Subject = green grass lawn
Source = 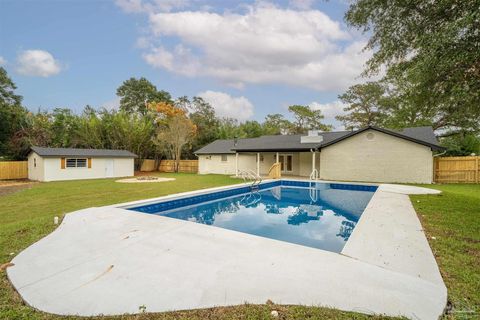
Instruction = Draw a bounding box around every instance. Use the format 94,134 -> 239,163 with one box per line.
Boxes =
411,184 -> 480,319
0,175 -> 478,319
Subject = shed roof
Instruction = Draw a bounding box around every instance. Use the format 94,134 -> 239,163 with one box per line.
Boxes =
30,146 -> 138,158
195,126 -> 443,154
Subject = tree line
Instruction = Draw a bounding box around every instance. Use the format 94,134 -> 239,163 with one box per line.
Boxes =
0,69 -> 333,167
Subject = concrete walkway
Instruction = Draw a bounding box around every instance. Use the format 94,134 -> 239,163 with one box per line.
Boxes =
7,183 -> 447,319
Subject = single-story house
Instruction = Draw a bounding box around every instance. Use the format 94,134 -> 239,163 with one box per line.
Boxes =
28,146 -> 137,182
195,126 -> 444,184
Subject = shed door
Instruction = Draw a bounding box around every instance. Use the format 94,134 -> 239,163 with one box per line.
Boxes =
105,159 -> 114,177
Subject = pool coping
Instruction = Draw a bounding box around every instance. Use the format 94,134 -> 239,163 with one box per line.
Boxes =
114,178 -> 378,252
7,179 -> 447,319
112,178 -> 378,209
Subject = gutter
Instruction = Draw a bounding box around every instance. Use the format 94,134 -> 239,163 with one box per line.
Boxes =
433,150 -> 447,157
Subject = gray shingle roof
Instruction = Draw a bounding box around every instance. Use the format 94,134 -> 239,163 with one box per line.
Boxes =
397,126 -> 440,146
195,139 -> 237,154
30,146 -> 138,158
195,126 -> 443,154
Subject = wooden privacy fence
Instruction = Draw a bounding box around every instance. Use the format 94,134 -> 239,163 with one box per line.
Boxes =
140,159 -> 157,172
434,156 -> 480,183
0,161 -> 28,180
158,160 -> 198,173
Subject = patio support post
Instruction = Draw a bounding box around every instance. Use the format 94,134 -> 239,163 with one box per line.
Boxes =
312,151 -> 316,173
235,152 -> 239,176
256,153 -> 260,177
318,152 -> 320,178
276,152 -> 279,163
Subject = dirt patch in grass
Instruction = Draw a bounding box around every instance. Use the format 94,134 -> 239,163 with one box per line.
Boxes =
0,180 -> 37,197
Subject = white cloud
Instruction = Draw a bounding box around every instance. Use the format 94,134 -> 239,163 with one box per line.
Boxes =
198,90 -> 254,121
115,0 -> 190,13
16,50 -> 62,77
143,44 -> 200,76
135,36 -> 151,49
139,3 -> 370,91
0,56 -> 6,66
101,97 -> 121,110
309,100 -> 346,130
289,0 -> 315,10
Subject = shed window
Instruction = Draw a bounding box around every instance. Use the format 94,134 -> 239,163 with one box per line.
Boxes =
34,158 -> 36,168
66,158 -> 87,168
221,155 -> 228,162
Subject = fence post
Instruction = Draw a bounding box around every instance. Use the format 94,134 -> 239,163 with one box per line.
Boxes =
476,157 -> 479,184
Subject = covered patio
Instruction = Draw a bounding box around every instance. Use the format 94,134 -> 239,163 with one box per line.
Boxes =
234,151 -> 320,179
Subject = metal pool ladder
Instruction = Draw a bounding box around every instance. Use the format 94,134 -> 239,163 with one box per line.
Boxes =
240,191 -> 262,207
309,169 -> 319,202
238,169 -> 262,191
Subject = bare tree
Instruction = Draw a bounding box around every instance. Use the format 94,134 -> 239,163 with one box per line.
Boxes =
154,115 -> 196,172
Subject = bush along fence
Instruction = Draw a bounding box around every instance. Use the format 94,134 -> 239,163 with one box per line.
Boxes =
0,161 -> 28,180
434,156 -> 480,183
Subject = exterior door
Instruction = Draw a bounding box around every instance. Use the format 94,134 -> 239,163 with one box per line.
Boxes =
105,159 -> 114,177
279,154 -> 293,173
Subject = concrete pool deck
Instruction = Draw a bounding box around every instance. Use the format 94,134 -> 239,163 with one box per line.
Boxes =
7,181 -> 446,319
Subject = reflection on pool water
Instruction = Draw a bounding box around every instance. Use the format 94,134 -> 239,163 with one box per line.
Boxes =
130,183 -> 376,252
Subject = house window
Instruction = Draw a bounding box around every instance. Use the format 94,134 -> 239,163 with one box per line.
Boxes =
221,155 -> 228,162
66,158 -> 87,168
34,158 -> 36,168
260,155 -> 264,162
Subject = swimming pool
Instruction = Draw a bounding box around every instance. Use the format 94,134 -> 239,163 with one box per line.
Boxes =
128,180 -> 377,252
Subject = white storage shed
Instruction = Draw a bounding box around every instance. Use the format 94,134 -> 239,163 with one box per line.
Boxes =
28,146 -> 137,182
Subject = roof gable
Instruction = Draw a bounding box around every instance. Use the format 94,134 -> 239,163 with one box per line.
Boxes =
30,146 -> 138,158
194,126 -> 443,154
320,126 -> 444,151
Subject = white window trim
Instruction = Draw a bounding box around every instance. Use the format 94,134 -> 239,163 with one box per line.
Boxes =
279,153 -> 294,173
66,158 -> 88,169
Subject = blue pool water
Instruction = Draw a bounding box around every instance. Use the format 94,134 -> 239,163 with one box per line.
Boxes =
129,181 -> 376,252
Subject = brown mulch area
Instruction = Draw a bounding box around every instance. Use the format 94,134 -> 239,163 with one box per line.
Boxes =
0,180 -> 36,197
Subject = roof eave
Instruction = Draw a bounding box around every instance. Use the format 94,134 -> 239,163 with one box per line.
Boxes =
320,126 -> 443,151
231,147 -> 319,152
195,152 -> 235,155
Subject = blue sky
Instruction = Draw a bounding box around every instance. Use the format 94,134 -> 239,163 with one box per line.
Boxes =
0,0 -> 370,129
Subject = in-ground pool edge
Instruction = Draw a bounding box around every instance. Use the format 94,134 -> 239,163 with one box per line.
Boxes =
113,178 -> 444,287
114,178 -> 377,210
6,179 -> 447,319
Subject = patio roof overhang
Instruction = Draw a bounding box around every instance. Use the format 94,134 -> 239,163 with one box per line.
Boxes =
231,147 -> 320,153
